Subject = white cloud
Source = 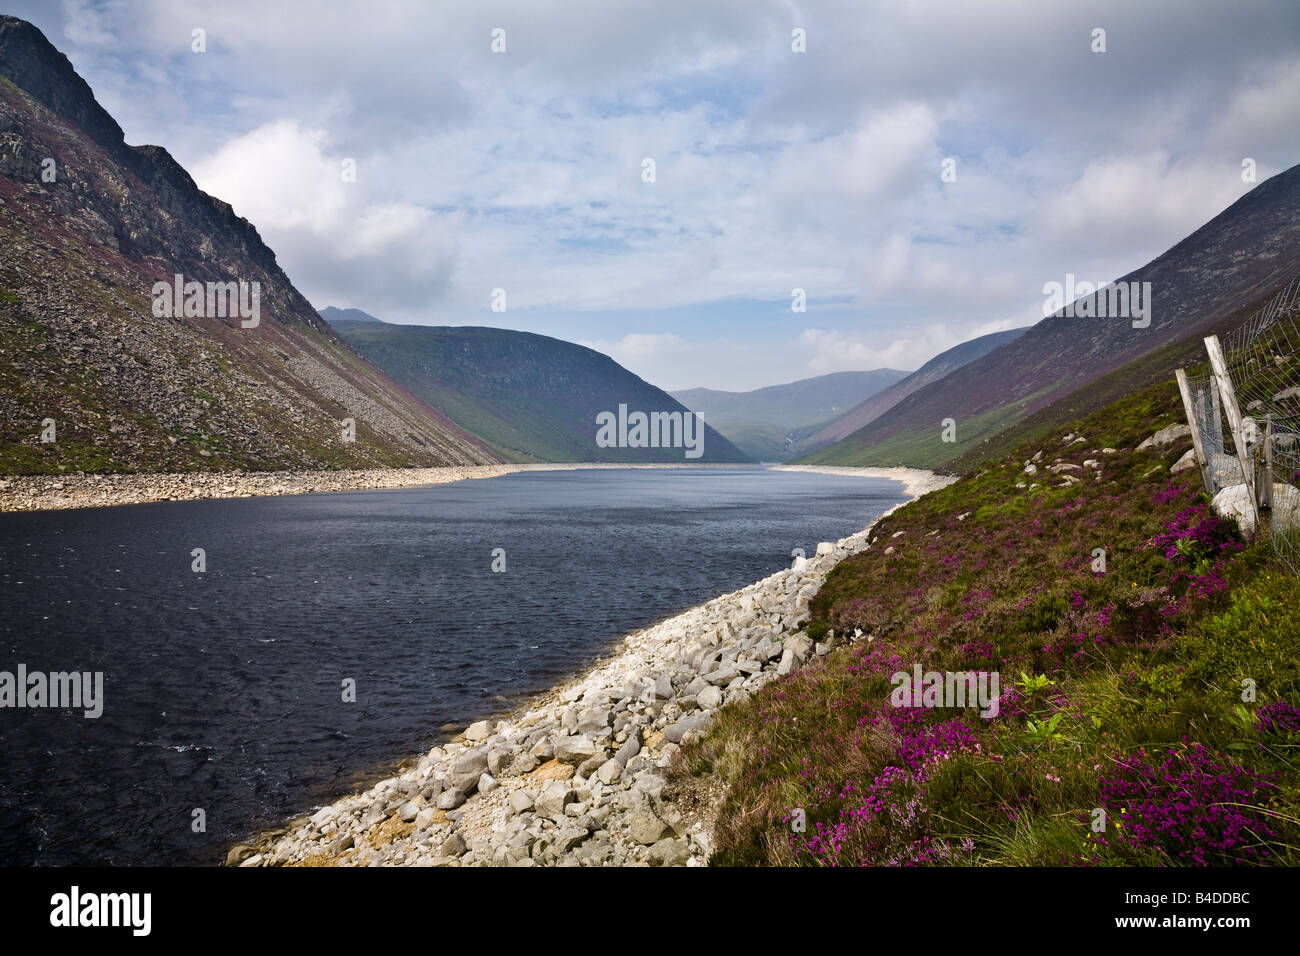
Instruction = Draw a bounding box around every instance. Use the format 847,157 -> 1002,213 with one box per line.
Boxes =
13,0 -> 1297,391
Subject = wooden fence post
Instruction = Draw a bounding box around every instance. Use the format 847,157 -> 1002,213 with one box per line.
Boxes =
1262,415 -> 1274,510
1174,368 -> 1214,495
1205,334 -> 1258,528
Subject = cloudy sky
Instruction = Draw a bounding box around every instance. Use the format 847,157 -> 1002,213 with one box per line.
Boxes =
11,0 -> 1300,390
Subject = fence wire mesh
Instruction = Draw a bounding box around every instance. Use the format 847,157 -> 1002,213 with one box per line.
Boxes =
1187,277 -> 1300,571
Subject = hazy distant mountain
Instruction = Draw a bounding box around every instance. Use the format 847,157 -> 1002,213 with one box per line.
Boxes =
319,306 -> 384,324
801,163 -> 1300,469
0,16 -> 496,473
790,329 -> 1028,458
329,318 -> 752,463
672,369 -> 908,460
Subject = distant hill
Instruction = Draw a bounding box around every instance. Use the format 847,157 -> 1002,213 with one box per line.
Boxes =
800,164 -> 1300,470
672,369 -> 908,460
791,329 -> 1028,459
320,306 -> 384,324
0,16 -> 495,474
329,319 -> 753,463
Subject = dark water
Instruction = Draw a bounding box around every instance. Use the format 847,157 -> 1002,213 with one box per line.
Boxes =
0,467 -> 903,866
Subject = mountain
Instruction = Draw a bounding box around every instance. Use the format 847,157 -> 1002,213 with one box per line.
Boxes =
329,318 -> 752,463
671,369 -> 908,460
0,18 -> 498,474
0,16 -> 496,474
801,165 -> 1300,470
789,329 -> 1028,458
320,306 -> 384,324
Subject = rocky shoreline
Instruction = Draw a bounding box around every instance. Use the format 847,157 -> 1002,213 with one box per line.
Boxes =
229,466 -> 956,868
0,462 -> 763,513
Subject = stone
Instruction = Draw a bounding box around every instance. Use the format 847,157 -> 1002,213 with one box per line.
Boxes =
614,729 -> 642,766
398,800 -> 422,822
508,790 -> 535,814
1171,448 -> 1197,474
225,844 -> 256,867
450,749 -> 488,791
705,665 -> 739,686
596,758 -> 623,785
664,712 -> 711,744
577,753 -> 606,778
629,810 -> 671,845
533,758 -> 575,782
536,779 -> 575,818
697,685 -> 722,710
1213,481 -> 1300,536
554,735 -> 597,765
1137,423 -> 1191,450
512,754 -> 539,775
647,837 -> 691,867
784,632 -> 814,661
654,674 -> 673,699
441,832 -> 467,856
576,707 -> 611,734
465,720 -> 493,742
553,827 -> 590,854
436,787 -> 467,810
477,772 -> 499,794
420,778 -> 444,802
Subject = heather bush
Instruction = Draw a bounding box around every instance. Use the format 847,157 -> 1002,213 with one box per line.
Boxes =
684,381 -> 1300,867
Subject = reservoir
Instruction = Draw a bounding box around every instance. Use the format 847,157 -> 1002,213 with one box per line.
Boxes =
0,467 -> 905,865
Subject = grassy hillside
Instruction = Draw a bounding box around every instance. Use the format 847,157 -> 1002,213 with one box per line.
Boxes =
791,328 -> 1028,460
332,321 -> 752,464
798,165 -> 1300,470
672,369 -> 908,460
676,379 -> 1300,866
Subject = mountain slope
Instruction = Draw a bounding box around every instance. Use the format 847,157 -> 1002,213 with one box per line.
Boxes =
330,319 -> 753,463
790,328 -> 1028,458
802,165 -> 1300,470
320,306 -> 384,325
0,16 -> 496,474
671,369 -> 907,461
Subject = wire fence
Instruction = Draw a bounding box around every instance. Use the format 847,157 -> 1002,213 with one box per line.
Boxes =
1180,277 -> 1300,571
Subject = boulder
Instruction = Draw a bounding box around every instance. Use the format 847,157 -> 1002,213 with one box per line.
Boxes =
441,832 -> 467,856
1212,481 -> 1300,535
536,779 -> 575,818
1137,423 -> 1191,450
554,735 -> 598,765
628,811 -> 671,845
783,632 -> 814,662
697,685 -> 722,710
647,837 -> 692,867
575,707 -> 611,734
225,844 -> 256,867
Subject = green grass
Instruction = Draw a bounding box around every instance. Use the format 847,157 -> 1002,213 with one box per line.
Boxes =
676,380 -> 1300,867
